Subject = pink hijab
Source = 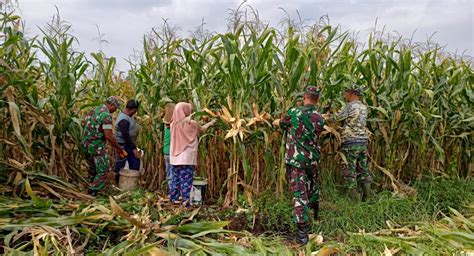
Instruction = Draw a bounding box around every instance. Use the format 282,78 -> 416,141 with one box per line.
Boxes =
170,102 -> 199,156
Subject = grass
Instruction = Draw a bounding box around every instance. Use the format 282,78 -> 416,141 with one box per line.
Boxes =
214,176 -> 474,241
318,192 -> 422,237
414,176 -> 474,215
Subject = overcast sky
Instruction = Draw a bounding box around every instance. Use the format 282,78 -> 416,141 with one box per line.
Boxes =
18,0 -> 473,71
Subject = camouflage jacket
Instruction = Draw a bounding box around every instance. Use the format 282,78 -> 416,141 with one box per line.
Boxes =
280,105 -> 324,169
82,104 -> 113,155
331,100 -> 368,145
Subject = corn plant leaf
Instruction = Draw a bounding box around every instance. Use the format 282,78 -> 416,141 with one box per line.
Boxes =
198,241 -> 250,254
7,101 -> 21,137
123,242 -> 162,256
369,106 -> 389,118
109,196 -> 146,228
174,237 -> 203,250
4,229 -> 18,248
189,229 -> 235,239
1,215 -> 86,229
177,221 -> 230,234
24,178 -> 41,206
101,241 -> 133,256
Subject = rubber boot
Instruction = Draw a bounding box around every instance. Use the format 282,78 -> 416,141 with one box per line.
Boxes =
311,201 -> 320,221
295,223 -> 309,245
361,182 -> 372,202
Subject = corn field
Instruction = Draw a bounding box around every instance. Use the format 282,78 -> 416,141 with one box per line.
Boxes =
1,4 -> 473,209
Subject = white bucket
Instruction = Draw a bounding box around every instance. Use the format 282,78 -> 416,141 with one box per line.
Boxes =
190,179 -> 208,205
119,168 -> 140,191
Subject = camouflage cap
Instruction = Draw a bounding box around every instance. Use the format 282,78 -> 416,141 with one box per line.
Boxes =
106,96 -> 122,108
305,85 -> 320,97
345,83 -> 365,96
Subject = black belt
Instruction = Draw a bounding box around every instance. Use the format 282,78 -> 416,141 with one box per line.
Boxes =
342,139 -> 368,147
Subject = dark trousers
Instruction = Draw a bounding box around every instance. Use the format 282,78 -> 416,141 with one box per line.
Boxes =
115,143 -> 140,181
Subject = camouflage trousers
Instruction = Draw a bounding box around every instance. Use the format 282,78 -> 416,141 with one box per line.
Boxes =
86,152 -> 110,191
341,144 -> 372,189
286,165 -> 319,224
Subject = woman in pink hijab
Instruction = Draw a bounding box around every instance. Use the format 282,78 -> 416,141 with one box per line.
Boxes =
169,102 -> 216,206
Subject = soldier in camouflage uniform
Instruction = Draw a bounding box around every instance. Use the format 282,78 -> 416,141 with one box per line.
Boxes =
330,84 -> 372,201
275,86 -> 324,245
82,96 -> 127,197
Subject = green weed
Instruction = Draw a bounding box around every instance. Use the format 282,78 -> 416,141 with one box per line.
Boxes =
254,191 -> 295,234
239,176 -> 474,243
414,177 -> 474,215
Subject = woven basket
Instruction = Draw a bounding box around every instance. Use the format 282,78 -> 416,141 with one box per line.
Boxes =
119,168 -> 141,191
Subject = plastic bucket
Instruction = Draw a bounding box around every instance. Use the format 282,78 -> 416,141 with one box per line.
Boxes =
119,168 -> 141,191
190,179 -> 208,205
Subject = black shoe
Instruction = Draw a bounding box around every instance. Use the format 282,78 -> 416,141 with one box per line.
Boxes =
361,182 -> 372,202
115,174 -> 120,185
88,189 -> 98,197
295,223 -> 309,245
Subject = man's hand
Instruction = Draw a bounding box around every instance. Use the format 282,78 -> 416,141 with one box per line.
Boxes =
272,119 -> 281,127
323,101 -> 333,114
133,148 -> 140,158
118,149 -> 128,159
105,129 -> 128,158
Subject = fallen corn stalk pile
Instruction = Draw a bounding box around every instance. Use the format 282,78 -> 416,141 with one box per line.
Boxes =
0,165 -> 93,201
349,205 -> 474,255
0,174 -> 297,255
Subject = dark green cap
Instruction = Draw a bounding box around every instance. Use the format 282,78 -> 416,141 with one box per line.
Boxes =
345,83 -> 365,96
106,96 -> 122,108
